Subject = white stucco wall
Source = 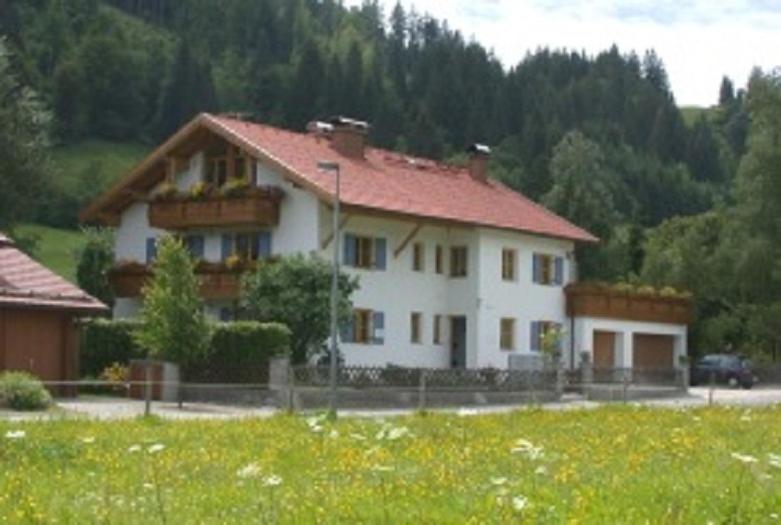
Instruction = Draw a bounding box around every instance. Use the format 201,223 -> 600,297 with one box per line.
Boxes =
475,229 -> 574,369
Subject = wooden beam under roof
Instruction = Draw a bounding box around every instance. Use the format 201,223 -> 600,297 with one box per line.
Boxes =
321,214 -> 352,250
394,223 -> 423,258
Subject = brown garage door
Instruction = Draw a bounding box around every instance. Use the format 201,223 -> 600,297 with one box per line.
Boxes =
593,331 -> 616,368
0,309 -> 67,381
633,334 -> 674,369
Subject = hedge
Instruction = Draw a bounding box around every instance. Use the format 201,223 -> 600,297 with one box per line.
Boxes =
80,319 -> 144,378
187,321 -> 291,383
80,319 -> 290,383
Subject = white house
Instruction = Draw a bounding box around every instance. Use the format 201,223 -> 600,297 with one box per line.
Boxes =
82,113 -> 690,371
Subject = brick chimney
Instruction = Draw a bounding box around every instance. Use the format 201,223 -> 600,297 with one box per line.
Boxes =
467,143 -> 491,182
329,116 -> 369,159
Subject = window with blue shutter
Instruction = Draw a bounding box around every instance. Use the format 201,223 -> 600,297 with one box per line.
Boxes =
554,256 -> 564,285
219,308 -> 234,322
374,238 -> 387,270
221,234 -> 232,261
372,311 -> 385,344
186,235 -> 205,259
258,231 -> 272,258
530,321 -> 541,352
145,237 -> 157,264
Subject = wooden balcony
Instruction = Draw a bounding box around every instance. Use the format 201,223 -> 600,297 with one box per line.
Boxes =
148,187 -> 282,230
110,262 -> 254,300
565,283 -> 693,325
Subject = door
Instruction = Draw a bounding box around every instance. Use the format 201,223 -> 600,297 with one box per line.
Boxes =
593,331 -> 616,369
633,334 -> 675,369
450,316 -> 467,369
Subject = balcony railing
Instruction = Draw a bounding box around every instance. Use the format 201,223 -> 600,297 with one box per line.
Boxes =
148,187 -> 283,230
565,283 -> 693,325
110,261 -> 258,300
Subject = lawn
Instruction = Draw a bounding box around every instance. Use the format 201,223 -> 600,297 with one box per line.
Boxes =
52,139 -> 149,194
2,406 -> 780,523
14,224 -> 87,283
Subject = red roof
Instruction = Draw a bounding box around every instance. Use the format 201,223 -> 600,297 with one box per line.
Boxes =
0,234 -> 107,313
210,115 -> 596,242
82,113 -> 597,243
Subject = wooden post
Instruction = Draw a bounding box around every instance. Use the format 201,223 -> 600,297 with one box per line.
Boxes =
417,370 -> 428,411
144,360 -> 152,417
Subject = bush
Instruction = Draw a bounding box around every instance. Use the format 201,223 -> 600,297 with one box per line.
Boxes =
186,321 -> 291,383
0,371 -> 52,411
81,319 -> 144,377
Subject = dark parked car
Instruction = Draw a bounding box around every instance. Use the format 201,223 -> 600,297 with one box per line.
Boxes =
690,354 -> 757,389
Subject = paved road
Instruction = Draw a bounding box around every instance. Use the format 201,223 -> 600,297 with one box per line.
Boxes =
3,387 -> 780,422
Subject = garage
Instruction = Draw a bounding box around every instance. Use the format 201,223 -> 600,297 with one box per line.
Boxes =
593,330 -> 616,368
633,333 -> 675,369
0,233 -> 107,392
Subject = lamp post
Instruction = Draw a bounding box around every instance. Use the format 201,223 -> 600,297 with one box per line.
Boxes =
318,160 -> 341,414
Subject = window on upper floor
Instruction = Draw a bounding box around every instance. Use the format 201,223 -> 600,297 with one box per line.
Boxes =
205,147 -> 254,188
221,232 -> 272,262
500,318 -> 516,351
413,242 -> 425,272
411,312 -> 422,344
343,234 -> 387,270
532,253 -> 564,286
502,248 -> 517,281
450,246 -> 468,278
183,235 -> 205,260
435,245 -> 444,274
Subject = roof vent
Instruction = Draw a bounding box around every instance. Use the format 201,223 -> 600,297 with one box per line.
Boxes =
306,120 -> 334,136
329,116 -> 369,159
467,143 -> 491,182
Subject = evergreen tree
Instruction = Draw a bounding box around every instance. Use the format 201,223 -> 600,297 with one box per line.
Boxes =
134,236 -> 211,366
75,227 -> 115,308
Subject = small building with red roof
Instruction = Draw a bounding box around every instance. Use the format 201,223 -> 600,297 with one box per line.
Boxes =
0,233 -> 107,389
81,114 -> 688,372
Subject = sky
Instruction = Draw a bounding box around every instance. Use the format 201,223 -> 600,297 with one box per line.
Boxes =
344,0 -> 781,107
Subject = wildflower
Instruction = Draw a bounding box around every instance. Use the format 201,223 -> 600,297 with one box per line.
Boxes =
457,408 -> 478,417
4,430 -> 25,440
770,513 -> 778,520
490,476 -> 508,486
236,463 -> 263,479
512,495 -> 529,512
262,475 -> 282,487
127,445 -> 142,453
306,414 -> 327,433
375,425 -> 410,441
80,437 -> 95,444
328,430 -> 339,439
769,453 -> 781,469
371,465 -> 395,473
147,444 -> 165,454
350,433 -> 366,441
142,483 -> 154,490
731,452 -> 758,464
535,466 -> 548,476
511,438 -> 544,460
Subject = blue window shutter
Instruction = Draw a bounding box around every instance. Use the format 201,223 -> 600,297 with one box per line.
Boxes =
219,308 -> 233,322
190,235 -> 205,259
258,231 -> 272,258
374,238 -> 387,270
554,256 -> 564,285
340,314 -> 355,343
145,237 -> 157,264
530,321 -> 540,352
532,254 -> 540,283
221,234 -> 232,261
372,311 -> 385,344
343,234 -> 356,266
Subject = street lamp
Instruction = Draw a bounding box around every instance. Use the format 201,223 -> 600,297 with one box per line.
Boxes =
318,160 -> 341,414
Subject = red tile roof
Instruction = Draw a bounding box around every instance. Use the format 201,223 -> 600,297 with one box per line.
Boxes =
209,115 -> 597,243
0,234 -> 107,313
82,113 -> 597,243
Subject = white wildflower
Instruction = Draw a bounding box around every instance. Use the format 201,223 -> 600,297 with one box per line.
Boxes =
768,453 -> 781,469
511,438 -> 544,460
457,408 -> 479,417
127,445 -> 142,453
512,495 -> 529,512
262,475 -> 282,487
142,483 -> 154,490
731,452 -> 758,464
236,463 -> 263,479
490,476 -> 508,486
350,433 -> 367,441
535,466 -> 548,476
81,437 -> 96,444
329,430 -> 339,439
147,443 -> 165,454
386,426 -> 410,441
5,430 -> 25,440
770,512 -> 779,520
372,465 -> 395,473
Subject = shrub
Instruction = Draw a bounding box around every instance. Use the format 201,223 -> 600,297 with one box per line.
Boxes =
81,318 -> 144,377
185,321 -> 291,383
0,371 -> 52,411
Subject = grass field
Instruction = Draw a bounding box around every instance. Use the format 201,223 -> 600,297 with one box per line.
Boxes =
52,139 -> 149,194
2,406 -> 780,523
14,224 -> 87,283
